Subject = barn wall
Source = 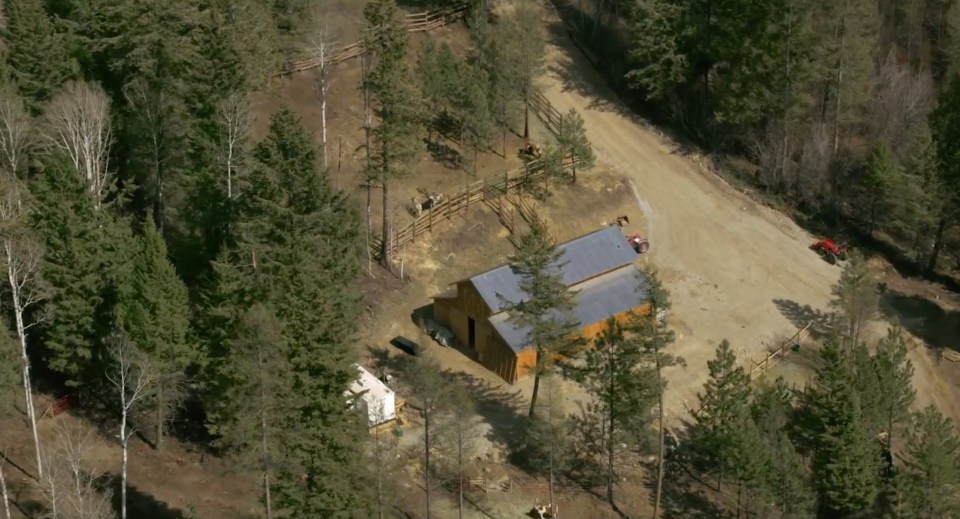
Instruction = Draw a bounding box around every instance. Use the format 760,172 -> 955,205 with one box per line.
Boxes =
515,348 -> 538,380
580,303 -> 652,340
435,300 -> 469,347
456,281 -> 492,320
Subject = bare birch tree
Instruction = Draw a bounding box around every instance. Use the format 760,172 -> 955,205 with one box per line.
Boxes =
106,335 -> 155,519
122,79 -> 173,231
217,93 -> 253,200
311,28 -> 337,170
0,84 -> 34,178
0,176 -> 50,479
0,449 -> 11,519
47,422 -> 114,519
43,81 -> 113,210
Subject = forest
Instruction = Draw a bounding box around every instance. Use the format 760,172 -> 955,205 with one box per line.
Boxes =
568,0 -> 960,279
0,0 -> 959,518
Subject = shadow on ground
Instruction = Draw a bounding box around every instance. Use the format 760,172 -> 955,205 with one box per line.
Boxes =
879,288 -> 960,354
109,475 -> 188,519
772,299 -> 836,338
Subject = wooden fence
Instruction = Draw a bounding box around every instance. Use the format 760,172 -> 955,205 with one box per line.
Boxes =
749,323 -> 812,381
276,2 -> 470,77
373,156 -> 579,257
529,90 -> 565,135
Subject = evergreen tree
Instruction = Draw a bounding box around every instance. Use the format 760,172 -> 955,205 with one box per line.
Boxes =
861,143 -> 900,232
30,160 -> 135,388
752,380 -> 816,518
799,342 -> 881,516
521,374 -> 572,514
457,64 -> 495,176
2,0 -> 78,111
573,318 -> 657,506
114,220 -> 192,450
404,355 -> 452,519
503,220 -> 581,419
556,108 -> 595,182
929,74 -> 960,274
499,3 -> 546,139
626,0 -> 687,104
897,406 -> 960,518
867,326 -> 915,444
829,252 -> 878,349
363,0 -> 424,269
225,108 -> 366,517
688,340 -> 751,490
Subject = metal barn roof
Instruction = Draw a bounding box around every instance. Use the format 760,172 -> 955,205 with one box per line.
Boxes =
489,264 -> 649,353
470,225 -> 638,314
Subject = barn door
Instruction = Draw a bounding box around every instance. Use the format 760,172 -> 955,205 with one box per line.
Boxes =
468,317 -> 476,347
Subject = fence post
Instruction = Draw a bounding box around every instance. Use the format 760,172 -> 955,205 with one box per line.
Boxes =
429,206 -> 433,232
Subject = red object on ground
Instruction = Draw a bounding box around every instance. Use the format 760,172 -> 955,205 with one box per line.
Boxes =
52,395 -> 71,417
627,232 -> 650,254
810,238 -> 849,264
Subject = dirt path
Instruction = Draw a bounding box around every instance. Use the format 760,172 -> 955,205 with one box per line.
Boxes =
536,22 -> 843,422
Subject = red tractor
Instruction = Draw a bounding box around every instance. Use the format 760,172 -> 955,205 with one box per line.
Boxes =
628,232 -> 650,254
811,238 -> 848,265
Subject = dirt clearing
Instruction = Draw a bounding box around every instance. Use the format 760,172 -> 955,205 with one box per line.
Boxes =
537,11 -> 845,423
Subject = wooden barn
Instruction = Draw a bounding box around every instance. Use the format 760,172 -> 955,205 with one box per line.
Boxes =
433,225 -> 650,384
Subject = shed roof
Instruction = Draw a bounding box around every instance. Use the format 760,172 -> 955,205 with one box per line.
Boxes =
489,264 -> 649,353
469,225 -> 637,314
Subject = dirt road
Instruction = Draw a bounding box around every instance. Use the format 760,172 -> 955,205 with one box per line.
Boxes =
536,24 -> 842,420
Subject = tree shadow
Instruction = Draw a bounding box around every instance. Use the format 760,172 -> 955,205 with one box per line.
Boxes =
541,1 -> 707,158
425,139 -> 463,170
107,474 -> 188,519
772,299 -> 836,338
879,288 -> 960,354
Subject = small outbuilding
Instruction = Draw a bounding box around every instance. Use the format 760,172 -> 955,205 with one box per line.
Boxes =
346,363 -> 396,427
433,225 -> 650,384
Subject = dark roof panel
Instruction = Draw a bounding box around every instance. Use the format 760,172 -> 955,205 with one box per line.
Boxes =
471,225 -> 637,314
489,265 -> 649,353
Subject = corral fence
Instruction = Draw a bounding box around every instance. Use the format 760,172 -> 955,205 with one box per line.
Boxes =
748,322 -> 812,381
276,2 -> 470,77
529,90 -> 565,135
373,156 -> 579,258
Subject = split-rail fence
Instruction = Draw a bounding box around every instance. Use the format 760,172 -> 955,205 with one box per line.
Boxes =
373,156 -> 579,258
276,2 -> 470,77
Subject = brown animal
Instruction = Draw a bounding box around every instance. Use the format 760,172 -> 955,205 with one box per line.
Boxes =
410,192 -> 444,217
520,143 -> 543,159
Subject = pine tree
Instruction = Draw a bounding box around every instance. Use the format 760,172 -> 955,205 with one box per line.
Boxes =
556,108 -> 595,182
498,3 -> 546,139
829,252 -> 878,349
114,221 -> 192,450
2,0 -> 78,111
521,374 -> 572,514
229,108 -> 366,517
800,342 -> 881,516
629,268 -> 682,518
861,143 -> 900,232
688,340 -> 751,491
363,0 -> 424,269
457,64 -> 496,176
626,0 -> 687,103
404,355 -> 453,519
573,318 -> 658,506
897,406 -> 960,518
867,326 -> 915,444
30,159 -> 135,388
752,380 -> 816,518
503,220 -> 581,419
929,75 -> 960,274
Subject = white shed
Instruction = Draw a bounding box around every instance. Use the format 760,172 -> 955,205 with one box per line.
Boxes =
346,364 -> 396,427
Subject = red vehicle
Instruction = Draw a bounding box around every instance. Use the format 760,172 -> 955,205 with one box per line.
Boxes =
628,232 -> 650,254
811,238 -> 848,264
